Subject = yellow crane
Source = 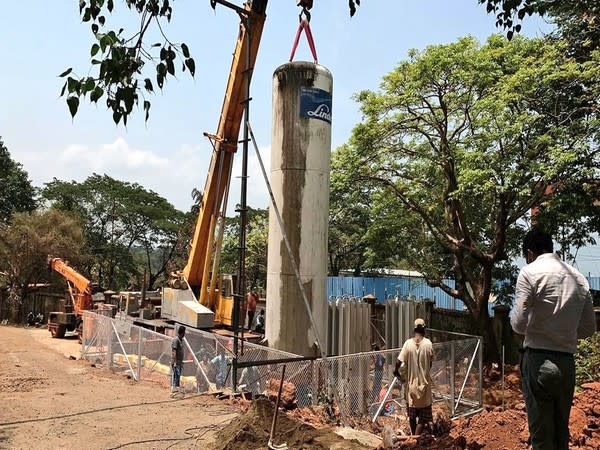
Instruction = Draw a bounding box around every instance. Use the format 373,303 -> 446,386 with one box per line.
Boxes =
166,0 -> 268,327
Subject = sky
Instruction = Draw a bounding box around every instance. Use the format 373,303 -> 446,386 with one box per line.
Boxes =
6,1 -> 598,274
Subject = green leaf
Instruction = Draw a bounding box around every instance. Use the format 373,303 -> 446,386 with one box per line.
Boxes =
91,44 -> 100,57
92,23 -> 99,34
58,68 -> 73,77
113,110 -> 122,125
67,77 -> 78,93
90,86 -> 104,103
166,59 -> 175,76
66,96 -> 80,118
107,0 -> 114,12
185,58 -> 195,77
143,100 -> 151,122
84,78 -> 95,93
98,15 -> 105,26
60,81 -> 67,97
181,43 -> 190,58
144,78 -> 153,92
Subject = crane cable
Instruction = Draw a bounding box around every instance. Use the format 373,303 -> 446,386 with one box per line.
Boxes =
289,6 -> 318,63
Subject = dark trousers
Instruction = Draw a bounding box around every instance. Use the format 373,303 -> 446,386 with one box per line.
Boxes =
247,310 -> 255,329
520,348 -> 575,450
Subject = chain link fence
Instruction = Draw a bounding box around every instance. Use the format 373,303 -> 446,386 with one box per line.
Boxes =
81,312 -> 482,424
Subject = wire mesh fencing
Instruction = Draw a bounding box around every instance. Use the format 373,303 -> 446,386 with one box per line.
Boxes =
81,311 -> 482,424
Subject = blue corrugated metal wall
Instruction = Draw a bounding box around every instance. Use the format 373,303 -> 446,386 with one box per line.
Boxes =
327,275 -> 600,312
327,276 -> 464,310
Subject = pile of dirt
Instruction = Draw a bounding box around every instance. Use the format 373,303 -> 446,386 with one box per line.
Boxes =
482,364 -> 523,408
375,378 -> 599,450
569,382 -> 600,449
446,382 -> 600,450
213,397 -> 369,450
267,378 -> 298,410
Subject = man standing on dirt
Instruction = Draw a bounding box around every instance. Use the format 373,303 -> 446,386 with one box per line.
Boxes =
512,227 -> 596,450
171,325 -> 186,397
394,318 -> 434,436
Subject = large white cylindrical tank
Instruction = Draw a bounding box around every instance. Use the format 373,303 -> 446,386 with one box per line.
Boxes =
266,61 -> 332,357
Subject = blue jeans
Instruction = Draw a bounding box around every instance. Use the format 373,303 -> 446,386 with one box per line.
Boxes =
172,364 -> 182,389
520,348 -> 575,450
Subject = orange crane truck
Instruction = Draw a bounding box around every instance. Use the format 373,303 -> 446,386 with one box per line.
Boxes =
47,256 -> 98,338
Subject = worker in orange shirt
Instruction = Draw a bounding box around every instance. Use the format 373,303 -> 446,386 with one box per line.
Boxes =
246,290 -> 258,330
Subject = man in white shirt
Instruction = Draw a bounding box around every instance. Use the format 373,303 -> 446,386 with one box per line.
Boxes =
394,318 -> 434,436
511,227 -> 596,450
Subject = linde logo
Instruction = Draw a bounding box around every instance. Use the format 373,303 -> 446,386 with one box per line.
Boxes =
307,104 -> 332,122
300,87 -> 332,124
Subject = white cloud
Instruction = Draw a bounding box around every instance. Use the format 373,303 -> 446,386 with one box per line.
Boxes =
16,137 -> 271,213
59,138 -> 169,171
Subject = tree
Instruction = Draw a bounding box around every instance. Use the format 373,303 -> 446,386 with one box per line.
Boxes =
0,209 -> 85,316
328,145 -> 371,276
42,174 -> 185,290
221,207 -> 268,289
482,0 -> 600,59
61,0 -> 360,125
0,138 -> 36,223
341,35 -> 599,360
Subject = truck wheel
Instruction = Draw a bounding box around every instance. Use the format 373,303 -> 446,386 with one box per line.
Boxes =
51,324 -> 67,339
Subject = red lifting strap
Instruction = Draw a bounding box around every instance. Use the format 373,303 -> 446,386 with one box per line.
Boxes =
289,19 -> 318,64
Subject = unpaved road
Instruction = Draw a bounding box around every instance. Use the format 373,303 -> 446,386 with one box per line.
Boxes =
0,325 -> 239,450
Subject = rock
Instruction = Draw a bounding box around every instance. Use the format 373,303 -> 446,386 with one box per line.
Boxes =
267,379 -> 297,410
515,402 -> 526,411
519,428 -> 530,444
454,435 -> 467,449
496,418 -> 505,426
581,382 -> 600,391
382,424 -> 394,449
592,405 -> 600,417
493,406 -> 503,412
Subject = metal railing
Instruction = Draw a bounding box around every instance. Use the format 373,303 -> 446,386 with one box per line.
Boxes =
81,311 -> 482,423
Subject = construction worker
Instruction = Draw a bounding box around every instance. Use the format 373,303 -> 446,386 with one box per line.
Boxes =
254,309 -> 265,334
394,318 -> 434,436
246,290 -> 258,330
511,227 -> 596,450
170,325 -> 186,397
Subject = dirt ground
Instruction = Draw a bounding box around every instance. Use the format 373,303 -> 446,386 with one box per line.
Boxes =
2,325 -> 598,450
0,325 -> 240,450
0,325 -> 374,450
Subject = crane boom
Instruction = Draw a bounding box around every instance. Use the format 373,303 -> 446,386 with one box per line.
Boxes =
183,0 -> 268,313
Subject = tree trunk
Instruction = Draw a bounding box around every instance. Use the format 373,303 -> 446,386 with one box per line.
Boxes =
476,304 -> 500,363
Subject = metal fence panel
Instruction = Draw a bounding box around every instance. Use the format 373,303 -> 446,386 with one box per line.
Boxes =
81,311 -> 483,424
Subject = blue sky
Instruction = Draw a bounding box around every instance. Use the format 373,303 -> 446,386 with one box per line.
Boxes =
7,1 -> 597,274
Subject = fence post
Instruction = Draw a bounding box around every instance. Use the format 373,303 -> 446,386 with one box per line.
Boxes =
478,337 -> 483,408
137,327 -> 143,381
311,360 -> 318,406
107,317 -> 113,369
450,340 -> 455,416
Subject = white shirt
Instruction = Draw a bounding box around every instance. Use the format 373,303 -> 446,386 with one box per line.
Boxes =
511,253 -> 596,354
